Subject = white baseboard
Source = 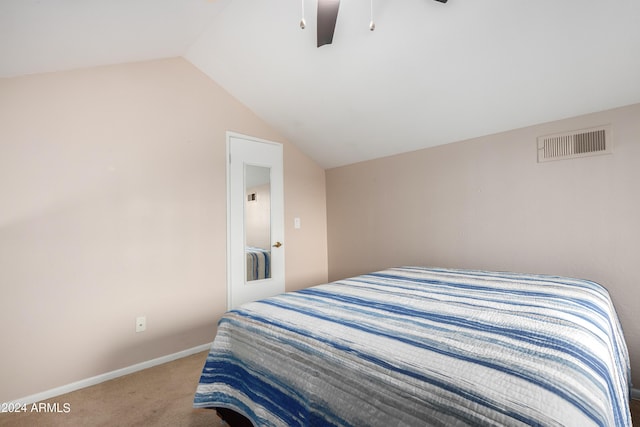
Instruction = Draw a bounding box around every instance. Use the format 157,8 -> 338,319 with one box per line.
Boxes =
8,342 -> 212,406
633,388 -> 640,400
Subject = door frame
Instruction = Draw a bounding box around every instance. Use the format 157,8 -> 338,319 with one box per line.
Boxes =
226,131 -> 285,310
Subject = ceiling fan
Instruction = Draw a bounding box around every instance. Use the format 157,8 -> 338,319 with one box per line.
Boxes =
310,0 -> 449,48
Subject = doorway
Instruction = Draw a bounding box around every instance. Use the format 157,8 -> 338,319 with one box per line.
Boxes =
227,132 -> 285,309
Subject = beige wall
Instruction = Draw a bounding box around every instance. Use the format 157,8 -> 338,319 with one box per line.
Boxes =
0,58 -> 328,402
327,103 -> 640,388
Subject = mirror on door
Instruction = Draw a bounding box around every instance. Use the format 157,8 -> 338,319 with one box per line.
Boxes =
245,165 -> 271,282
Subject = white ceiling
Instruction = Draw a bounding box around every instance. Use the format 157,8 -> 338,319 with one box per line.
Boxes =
2,0 -> 640,169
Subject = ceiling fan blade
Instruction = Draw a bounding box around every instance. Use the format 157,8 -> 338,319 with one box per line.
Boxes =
317,0 -> 340,48
316,0 -> 445,47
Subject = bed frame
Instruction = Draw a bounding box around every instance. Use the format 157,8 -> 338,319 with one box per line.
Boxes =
216,408 -> 253,427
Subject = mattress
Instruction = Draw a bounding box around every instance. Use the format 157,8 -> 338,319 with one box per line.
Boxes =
194,267 -> 631,426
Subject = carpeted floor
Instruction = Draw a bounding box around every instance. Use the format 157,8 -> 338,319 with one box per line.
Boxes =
1,350 -> 639,426
0,351 -> 222,427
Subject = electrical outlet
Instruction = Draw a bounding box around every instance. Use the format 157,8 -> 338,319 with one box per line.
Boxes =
135,316 -> 146,333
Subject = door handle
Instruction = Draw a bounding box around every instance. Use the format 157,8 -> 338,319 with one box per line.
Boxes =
272,241 -> 282,248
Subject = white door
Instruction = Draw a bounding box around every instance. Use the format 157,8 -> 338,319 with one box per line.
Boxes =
227,132 -> 285,309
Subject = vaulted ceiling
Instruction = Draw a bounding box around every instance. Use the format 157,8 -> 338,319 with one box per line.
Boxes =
2,0 -> 640,168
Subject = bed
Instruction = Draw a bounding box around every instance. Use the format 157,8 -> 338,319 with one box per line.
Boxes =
246,247 -> 271,281
194,267 -> 632,426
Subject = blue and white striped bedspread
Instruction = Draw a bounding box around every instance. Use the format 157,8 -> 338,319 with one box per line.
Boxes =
246,247 -> 271,281
194,267 -> 631,426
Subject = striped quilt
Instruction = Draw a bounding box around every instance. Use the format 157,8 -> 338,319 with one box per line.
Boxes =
194,267 -> 631,426
246,247 -> 271,281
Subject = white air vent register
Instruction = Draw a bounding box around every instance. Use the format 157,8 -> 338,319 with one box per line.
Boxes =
537,125 -> 612,163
